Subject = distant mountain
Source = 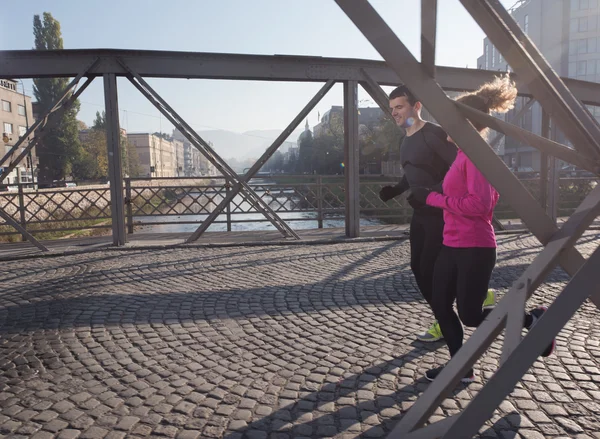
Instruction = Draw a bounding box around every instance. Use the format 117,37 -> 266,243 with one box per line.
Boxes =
197,128 -> 305,161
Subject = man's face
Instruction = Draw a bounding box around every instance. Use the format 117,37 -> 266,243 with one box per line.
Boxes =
389,96 -> 420,128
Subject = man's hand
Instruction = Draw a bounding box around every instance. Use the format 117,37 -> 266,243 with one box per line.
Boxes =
379,186 -> 399,202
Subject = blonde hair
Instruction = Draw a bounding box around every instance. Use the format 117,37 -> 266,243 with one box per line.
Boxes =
456,74 -> 518,133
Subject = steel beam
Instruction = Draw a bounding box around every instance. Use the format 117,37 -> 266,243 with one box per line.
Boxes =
331,1 -> 600,436
443,244 -> 600,439
488,97 -> 534,149
186,80 -> 335,242
0,77 -> 94,184
0,57 -> 99,174
547,156 -> 559,222
3,49 -> 600,105
0,208 -> 48,252
104,74 -> 126,246
344,81 -> 360,238
539,109 -> 550,209
421,0 -> 437,78
359,69 -> 394,121
456,102 -> 600,174
392,182 -> 600,438
460,0 -> 600,160
477,0 -> 600,158
120,60 -> 299,239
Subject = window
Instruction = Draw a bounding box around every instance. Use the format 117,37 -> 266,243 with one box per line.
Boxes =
18,126 -> 27,137
581,0 -> 590,9
577,60 -> 587,76
3,122 -> 13,134
524,15 -> 529,34
17,104 -> 25,116
580,16 -> 588,32
492,46 -> 496,67
572,0 -> 580,10
485,44 -> 489,69
2,100 -> 10,112
590,15 -> 598,30
579,38 -> 588,53
569,61 -> 577,77
589,36 -> 597,53
588,60 -> 597,75
571,18 -> 579,33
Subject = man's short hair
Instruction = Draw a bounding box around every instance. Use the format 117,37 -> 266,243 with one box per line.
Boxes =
389,85 -> 418,106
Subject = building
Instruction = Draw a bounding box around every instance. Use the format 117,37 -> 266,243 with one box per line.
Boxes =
1,79 -> 35,186
476,0 -> 600,171
172,138 -> 185,177
127,133 -> 176,178
172,129 -> 217,176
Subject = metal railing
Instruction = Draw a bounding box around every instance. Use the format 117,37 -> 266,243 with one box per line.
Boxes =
1,173 -> 597,241
0,176 -> 411,240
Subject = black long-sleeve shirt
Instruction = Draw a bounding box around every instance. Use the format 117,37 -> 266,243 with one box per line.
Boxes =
395,122 -> 457,213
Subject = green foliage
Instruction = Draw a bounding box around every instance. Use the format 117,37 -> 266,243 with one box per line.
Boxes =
33,12 -> 83,183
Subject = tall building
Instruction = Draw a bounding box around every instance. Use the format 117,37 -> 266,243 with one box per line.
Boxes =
476,0 -> 600,171
1,79 -> 35,186
127,133 -> 175,178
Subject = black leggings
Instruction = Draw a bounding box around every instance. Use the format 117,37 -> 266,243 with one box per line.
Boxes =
431,245 -> 496,357
409,212 -> 445,307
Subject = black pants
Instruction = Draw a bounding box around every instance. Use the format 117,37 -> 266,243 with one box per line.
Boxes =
431,246 -> 497,357
409,211 -> 445,307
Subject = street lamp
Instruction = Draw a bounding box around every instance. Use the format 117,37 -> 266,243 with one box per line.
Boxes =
18,79 -> 35,187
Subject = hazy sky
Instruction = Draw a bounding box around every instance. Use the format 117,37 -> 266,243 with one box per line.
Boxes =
1,0 -> 515,138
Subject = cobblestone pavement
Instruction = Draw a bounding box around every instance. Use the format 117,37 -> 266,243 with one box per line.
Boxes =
1,232 -> 600,439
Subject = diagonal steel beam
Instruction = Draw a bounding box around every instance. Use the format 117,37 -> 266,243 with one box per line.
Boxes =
443,245 -> 600,439
0,77 -> 95,184
421,0 -> 438,78
394,181 -> 600,438
482,0 -> 600,153
460,0 -> 600,160
456,102 -> 600,174
359,69 -> 394,121
332,1 -> 600,436
488,97 -> 534,149
0,57 -> 99,173
119,60 -> 299,239
0,208 -> 48,252
186,80 -> 335,242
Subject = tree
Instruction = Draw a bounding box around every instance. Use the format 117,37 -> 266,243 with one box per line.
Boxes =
72,130 -> 108,180
33,12 -> 83,183
92,111 -> 106,130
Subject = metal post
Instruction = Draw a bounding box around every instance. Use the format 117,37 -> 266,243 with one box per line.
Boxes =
317,175 -> 324,229
547,156 -> 559,223
344,80 -> 360,238
125,178 -> 133,234
17,182 -> 26,242
540,109 -> 550,209
104,73 -> 126,246
18,79 -> 34,187
226,183 -> 232,232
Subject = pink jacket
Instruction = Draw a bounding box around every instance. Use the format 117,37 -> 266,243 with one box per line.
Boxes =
426,149 -> 499,248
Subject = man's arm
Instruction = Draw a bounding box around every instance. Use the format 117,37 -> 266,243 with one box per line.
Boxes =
379,174 -> 410,202
423,131 -> 457,168
393,174 -> 410,194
